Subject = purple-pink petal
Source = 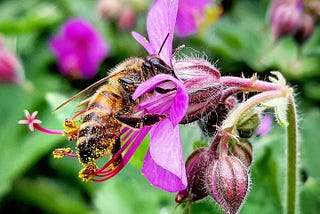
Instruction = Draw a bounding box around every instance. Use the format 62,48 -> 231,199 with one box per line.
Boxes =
142,120 -> 187,192
132,0 -> 178,66
146,0 -> 178,65
132,74 -> 188,126
131,32 -> 155,56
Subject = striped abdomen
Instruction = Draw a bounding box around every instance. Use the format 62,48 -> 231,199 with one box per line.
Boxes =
76,86 -> 123,165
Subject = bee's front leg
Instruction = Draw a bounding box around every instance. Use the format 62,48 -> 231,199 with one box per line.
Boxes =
115,113 -> 168,129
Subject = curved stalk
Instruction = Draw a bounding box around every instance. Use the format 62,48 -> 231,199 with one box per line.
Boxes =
286,94 -> 299,214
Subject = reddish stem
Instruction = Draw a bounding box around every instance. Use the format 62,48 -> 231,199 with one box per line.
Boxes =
220,76 -> 283,92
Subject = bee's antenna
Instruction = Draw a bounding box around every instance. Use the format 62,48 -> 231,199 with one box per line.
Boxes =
158,33 -> 170,55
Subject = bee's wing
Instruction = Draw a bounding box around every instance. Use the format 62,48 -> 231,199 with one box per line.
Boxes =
54,72 -> 120,111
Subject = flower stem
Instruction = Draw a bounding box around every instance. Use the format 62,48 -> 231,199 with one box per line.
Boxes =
221,90 -> 286,131
220,76 -> 283,92
286,94 -> 299,214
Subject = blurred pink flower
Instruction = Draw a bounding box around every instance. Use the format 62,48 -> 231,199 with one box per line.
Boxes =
0,36 -> 24,84
49,18 -> 109,79
176,0 -> 212,37
256,114 -> 273,136
270,0 -> 315,43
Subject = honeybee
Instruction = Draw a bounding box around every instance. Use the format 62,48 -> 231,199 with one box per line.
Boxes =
55,56 -> 176,181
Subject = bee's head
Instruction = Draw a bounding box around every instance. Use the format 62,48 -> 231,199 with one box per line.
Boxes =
144,56 -> 176,77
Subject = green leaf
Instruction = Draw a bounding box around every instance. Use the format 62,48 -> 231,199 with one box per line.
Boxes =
12,177 -> 91,214
0,0 -> 62,34
300,109 -> 320,178
93,166 -> 180,214
300,177 -> 320,214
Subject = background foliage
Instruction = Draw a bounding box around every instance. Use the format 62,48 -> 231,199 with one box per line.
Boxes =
0,0 -> 319,213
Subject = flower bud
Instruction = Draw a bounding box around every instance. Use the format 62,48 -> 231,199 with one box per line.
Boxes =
206,155 -> 250,214
175,147 -> 211,203
236,107 -> 261,139
293,13 -> 314,45
270,1 -> 302,40
117,8 -> 137,30
97,0 -> 122,19
0,37 -> 24,84
229,139 -> 253,168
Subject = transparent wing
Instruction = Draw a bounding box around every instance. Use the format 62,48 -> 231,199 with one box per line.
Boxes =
54,71 -> 121,111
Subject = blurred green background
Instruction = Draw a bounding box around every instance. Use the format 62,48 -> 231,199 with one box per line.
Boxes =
0,0 -> 320,213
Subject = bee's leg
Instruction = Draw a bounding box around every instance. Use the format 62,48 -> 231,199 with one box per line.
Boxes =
110,137 -> 122,168
115,113 -> 168,129
63,119 -> 80,140
154,86 -> 176,94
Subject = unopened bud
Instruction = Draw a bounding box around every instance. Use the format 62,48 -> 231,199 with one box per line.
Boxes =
0,38 -> 23,84
206,155 -> 250,214
294,13 -> 314,45
270,1 -> 302,40
229,139 -> 253,168
97,0 -> 122,19
175,147 -> 210,203
236,107 -> 261,139
117,8 -> 137,30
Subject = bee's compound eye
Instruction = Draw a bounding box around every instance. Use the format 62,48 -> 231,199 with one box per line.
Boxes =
143,61 -> 152,68
148,57 -> 166,68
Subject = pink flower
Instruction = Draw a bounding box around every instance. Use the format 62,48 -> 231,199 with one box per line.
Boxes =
49,18 -> 108,79
18,110 -> 42,132
18,110 -> 64,135
131,74 -> 189,192
0,36 -> 24,84
132,0 -> 190,192
176,0 -> 212,37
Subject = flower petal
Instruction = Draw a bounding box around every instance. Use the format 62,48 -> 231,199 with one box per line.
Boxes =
132,74 -> 188,126
142,120 -> 187,192
131,32 -> 155,55
146,0 -> 178,65
169,80 -> 188,126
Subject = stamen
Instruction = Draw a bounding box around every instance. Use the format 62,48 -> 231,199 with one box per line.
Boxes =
92,128 -> 150,182
34,124 -> 64,135
96,129 -> 139,173
53,148 -> 78,158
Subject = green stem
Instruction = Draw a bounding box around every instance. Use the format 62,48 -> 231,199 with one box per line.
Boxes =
286,95 -> 299,214
221,90 -> 285,130
219,90 -> 286,156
